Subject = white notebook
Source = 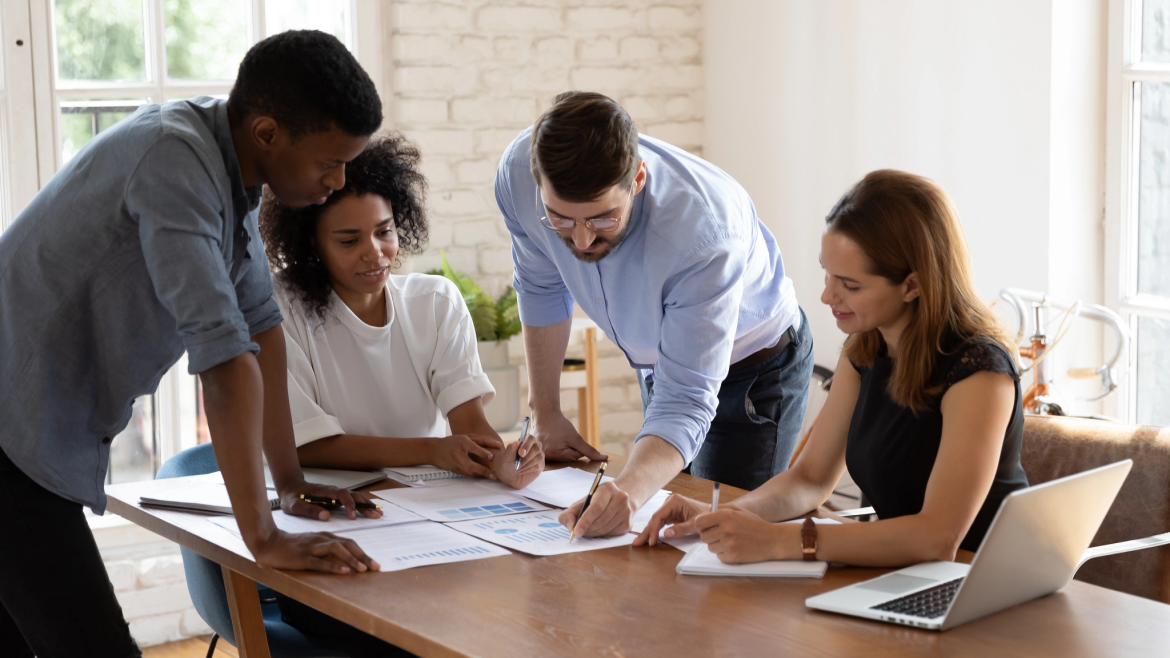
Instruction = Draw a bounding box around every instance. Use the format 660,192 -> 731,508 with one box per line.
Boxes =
383,465 -> 463,483
675,518 -> 840,578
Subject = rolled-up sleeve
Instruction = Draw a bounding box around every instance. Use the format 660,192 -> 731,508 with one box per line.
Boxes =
127,137 -> 257,374
495,155 -> 574,327
636,233 -> 746,465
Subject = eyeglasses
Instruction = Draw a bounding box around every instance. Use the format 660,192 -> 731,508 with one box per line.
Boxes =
538,190 -> 632,233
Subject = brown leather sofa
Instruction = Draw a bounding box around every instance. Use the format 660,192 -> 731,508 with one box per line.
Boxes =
1019,415 -> 1170,603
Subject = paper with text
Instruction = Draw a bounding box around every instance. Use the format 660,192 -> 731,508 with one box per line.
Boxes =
343,521 -> 511,571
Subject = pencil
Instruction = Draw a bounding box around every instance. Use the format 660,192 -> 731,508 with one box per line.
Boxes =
569,462 -> 607,543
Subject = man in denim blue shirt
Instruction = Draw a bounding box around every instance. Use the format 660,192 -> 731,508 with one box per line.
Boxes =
497,92 -> 814,538
0,32 -> 385,657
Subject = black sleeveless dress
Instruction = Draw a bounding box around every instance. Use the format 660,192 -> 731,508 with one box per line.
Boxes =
845,335 -> 1029,552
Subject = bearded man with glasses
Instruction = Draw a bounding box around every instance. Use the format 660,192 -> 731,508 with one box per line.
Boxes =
495,91 -> 813,538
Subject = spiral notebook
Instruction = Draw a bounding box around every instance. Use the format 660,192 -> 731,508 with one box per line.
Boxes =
382,465 -> 463,484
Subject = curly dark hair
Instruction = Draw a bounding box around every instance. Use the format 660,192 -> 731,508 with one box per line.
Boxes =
228,30 -> 382,137
259,132 -> 428,323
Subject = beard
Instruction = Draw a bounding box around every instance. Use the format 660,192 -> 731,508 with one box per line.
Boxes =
560,222 -> 631,263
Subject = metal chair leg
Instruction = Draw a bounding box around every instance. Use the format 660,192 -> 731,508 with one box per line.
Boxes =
205,633 -> 219,658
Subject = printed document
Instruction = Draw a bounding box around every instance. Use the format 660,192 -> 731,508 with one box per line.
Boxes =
446,511 -> 636,556
372,485 -> 550,522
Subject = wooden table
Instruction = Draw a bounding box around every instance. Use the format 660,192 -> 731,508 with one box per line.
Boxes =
106,458 -> 1170,658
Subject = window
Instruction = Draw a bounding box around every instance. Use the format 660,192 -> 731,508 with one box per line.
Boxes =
10,0 -> 372,484
0,3 -> 40,230
1108,0 -> 1170,424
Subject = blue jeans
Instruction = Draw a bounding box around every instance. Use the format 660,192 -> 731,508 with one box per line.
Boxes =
639,308 -> 814,491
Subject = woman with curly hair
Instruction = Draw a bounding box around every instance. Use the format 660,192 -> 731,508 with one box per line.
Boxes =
260,133 -> 544,493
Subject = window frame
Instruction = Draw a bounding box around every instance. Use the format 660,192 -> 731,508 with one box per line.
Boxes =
1106,0 -> 1170,422
10,0 -> 383,478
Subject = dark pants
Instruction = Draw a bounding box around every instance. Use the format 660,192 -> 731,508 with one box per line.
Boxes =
0,446 -> 142,658
640,308 -> 815,491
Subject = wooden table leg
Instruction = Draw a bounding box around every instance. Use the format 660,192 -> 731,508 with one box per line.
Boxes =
222,565 -> 272,658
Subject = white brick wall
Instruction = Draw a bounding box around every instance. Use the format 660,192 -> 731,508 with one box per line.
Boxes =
385,0 -> 705,455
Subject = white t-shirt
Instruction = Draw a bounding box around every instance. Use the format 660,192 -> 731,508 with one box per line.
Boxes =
275,273 -> 495,447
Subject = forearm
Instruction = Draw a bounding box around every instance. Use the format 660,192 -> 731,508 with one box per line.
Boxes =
522,319 -> 571,415
773,513 -> 964,567
200,353 -> 276,552
252,326 -> 304,490
614,435 -> 685,508
730,464 -> 834,522
296,434 -> 437,470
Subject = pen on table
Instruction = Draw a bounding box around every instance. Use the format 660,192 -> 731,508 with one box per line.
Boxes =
711,482 -> 720,512
515,416 -> 531,471
568,461 -> 607,543
300,493 -> 382,510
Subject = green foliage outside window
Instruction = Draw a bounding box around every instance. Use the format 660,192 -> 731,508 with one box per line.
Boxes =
54,0 -> 146,81
428,252 -> 522,343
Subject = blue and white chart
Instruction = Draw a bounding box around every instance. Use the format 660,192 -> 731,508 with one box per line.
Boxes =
344,521 -> 510,572
446,512 -> 637,556
372,485 -> 551,522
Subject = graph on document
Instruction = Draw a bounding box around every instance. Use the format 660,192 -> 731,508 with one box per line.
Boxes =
435,500 -> 539,521
392,544 -> 497,566
470,513 -> 571,542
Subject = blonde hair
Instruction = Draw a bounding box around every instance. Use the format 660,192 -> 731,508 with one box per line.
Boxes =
827,170 -> 1014,411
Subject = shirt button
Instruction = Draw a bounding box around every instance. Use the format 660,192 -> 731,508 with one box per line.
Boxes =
596,298 -> 602,304
101,437 -> 112,445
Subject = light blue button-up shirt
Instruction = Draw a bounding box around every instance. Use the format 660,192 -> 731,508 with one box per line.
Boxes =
0,97 -> 281,513
496,129 -> 799,464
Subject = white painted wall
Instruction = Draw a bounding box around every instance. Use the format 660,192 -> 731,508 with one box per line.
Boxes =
704,0 -> 1107,414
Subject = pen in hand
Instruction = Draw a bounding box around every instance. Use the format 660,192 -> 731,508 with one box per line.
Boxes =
711,482 -> 720,513
568,461 -> 607,543
515,416 -> 531,472
300,493 -> 382,510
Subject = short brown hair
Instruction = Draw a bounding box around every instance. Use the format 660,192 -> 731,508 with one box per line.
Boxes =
828,170 -> 1015,411
530,91 -> 640,202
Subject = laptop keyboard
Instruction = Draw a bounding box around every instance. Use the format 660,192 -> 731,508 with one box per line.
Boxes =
870,577 -> 965,619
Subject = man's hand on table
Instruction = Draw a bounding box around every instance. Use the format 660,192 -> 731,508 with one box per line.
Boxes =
534,411 -> 608,462
278,477 -> 383,521
254,528 -> 381,574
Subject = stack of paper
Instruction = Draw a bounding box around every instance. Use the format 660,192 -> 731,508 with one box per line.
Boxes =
210,506 -> 424,537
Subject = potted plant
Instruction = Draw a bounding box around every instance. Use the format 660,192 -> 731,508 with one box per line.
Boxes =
429,253 -> 522,430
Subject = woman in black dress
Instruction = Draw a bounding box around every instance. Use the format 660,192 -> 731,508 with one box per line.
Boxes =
636,169 -> 1028,566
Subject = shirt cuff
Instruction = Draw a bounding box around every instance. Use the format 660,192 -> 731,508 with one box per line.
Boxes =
243,296 -> 284,338
292,415 -> 346,448
184,321 -> 259,374
436,374 -> 496,416
516,291 -> 575,327
636,415 -> 704,466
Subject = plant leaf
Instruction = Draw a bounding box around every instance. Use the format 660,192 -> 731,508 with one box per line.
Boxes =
468,292 -> 499,341
439,251 -> 482,297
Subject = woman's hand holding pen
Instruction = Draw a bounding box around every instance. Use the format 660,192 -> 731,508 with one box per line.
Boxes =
494,437 -> 545,489
428,434 -> 503,479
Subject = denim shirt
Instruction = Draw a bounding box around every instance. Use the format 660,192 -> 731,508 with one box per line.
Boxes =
496,129 -> 800,464
0,97 -> 282,513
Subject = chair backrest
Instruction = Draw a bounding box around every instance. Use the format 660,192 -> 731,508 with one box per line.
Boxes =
1020,415 -> 1170,603
154,443 -> 239,645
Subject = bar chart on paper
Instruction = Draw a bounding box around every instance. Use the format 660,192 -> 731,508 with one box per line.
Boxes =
372,485 -> 550,522
341,521 -> 511,572
446,512 -> 637,556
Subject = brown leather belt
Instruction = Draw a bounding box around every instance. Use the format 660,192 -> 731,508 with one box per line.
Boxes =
729,325 -> 795,372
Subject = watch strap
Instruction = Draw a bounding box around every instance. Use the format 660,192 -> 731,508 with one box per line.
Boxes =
801,517 -> 818,561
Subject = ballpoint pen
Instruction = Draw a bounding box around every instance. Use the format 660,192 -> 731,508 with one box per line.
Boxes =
568,461 -> 607,543
300,493 -> 381,510
711,481 -> 720,512
515,416 -> 531,471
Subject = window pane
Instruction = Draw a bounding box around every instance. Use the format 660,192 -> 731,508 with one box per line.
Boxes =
53,0 -> 146,82
1136,82 -> 1170,297
108,395 -> 156,484
165,0 -> 248,80
60,99 -> 146,164
1136,316 -> 1170,425
266,0 -> 352,48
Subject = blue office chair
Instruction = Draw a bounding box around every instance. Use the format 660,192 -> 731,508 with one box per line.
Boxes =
156,443 -> 347,658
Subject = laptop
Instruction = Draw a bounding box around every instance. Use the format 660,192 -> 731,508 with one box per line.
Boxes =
805,459 -> 1132,631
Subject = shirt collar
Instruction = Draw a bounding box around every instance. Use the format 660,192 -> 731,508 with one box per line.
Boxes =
212,100 -> 262,212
